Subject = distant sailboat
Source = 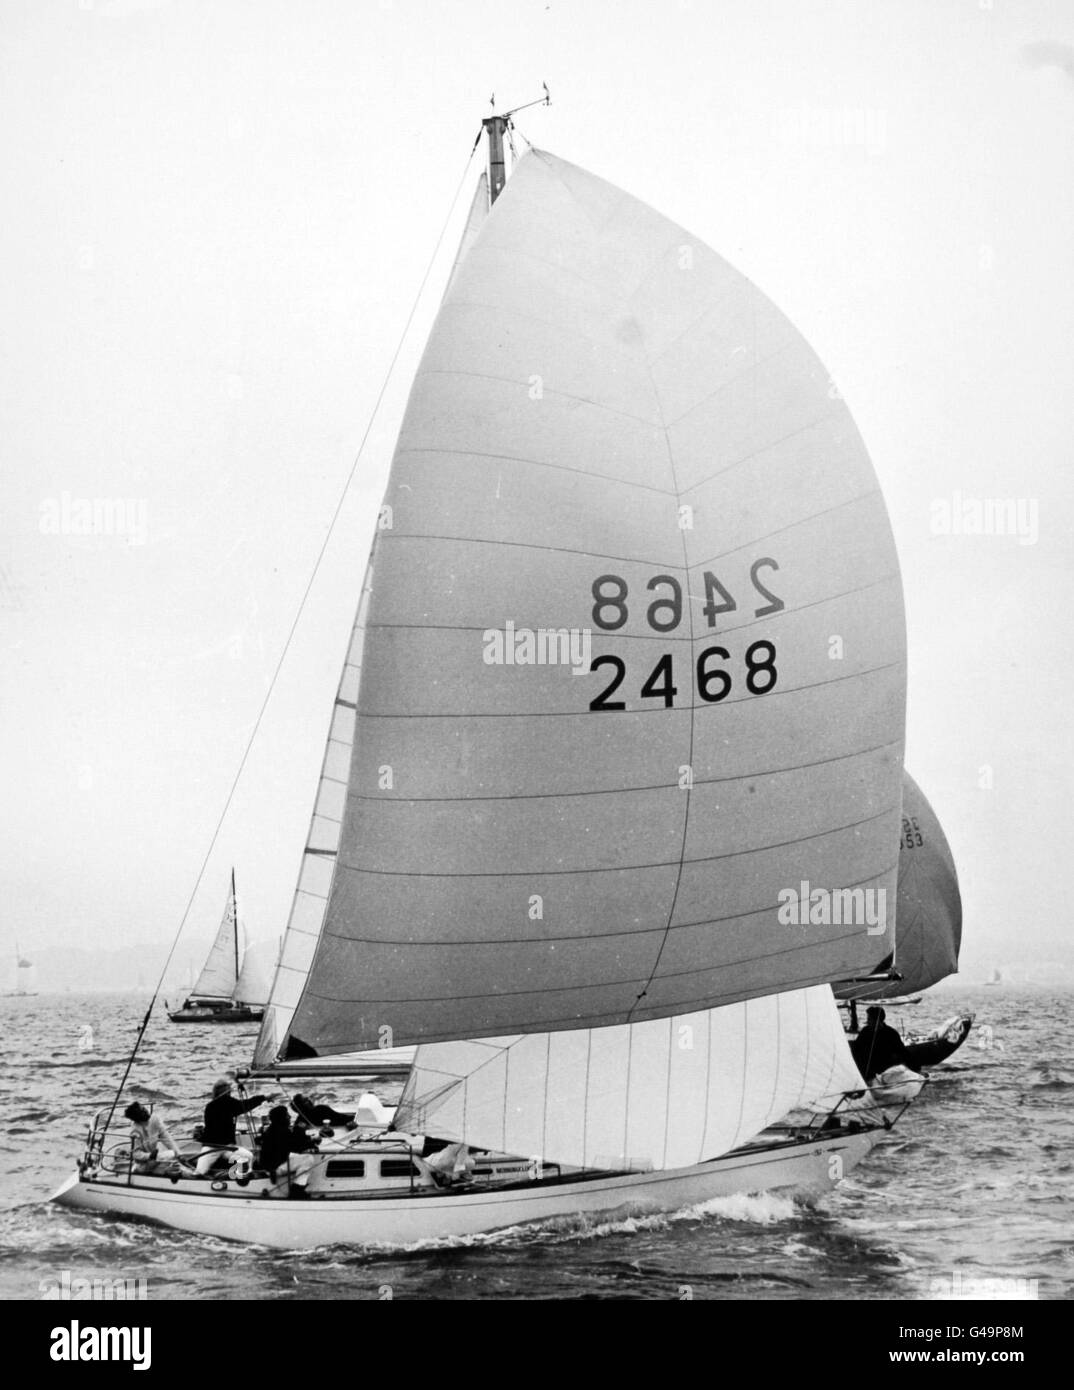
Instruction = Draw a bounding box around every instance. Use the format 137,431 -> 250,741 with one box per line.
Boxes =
2,942 -> 38,997
57,104 -> 917,1245
985,967 -> 1003,986
168,872 -> 265,1023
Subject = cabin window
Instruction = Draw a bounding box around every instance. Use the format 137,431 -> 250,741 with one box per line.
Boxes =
323,1159 -> 366,1178
379,1159 -> 419,1178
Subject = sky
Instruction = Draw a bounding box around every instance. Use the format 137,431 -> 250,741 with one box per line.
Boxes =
1,0 -> 1072,983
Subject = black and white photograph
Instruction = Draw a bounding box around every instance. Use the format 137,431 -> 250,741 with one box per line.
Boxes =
1,0 -> 1070,1341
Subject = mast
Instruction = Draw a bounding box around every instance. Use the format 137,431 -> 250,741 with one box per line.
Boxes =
231,867 -> 239,986
482,85 -> 550,205
482,115 -> 507,203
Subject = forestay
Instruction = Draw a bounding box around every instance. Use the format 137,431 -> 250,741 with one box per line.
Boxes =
394,984 -> 865,1170
274,149 -> 906,1059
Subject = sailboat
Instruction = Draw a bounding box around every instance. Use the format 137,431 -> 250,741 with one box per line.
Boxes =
167,871 -> 265,1023
2,942 -> 38,997
836,772 -> 973,1068
54,105 -> 916,1246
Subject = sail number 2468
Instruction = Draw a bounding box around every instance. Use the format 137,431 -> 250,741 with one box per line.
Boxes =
588,564 -> 782,712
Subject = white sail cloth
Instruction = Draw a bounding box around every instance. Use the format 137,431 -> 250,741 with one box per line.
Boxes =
261,148 -> 906,1062
192,884 -> 239,1000
234,940 -> 278,1008
394,984 -> 865,1171
835,771 -> 961,1001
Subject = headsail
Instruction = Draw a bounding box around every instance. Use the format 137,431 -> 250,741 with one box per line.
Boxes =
191,878 -> 240,1000
253,171 -> 492,1068
253,562 -> 374,1065
835,771 -> 961,1001
443,172 -> 489,299
234,940 -> 278,1008
275,148 -> 905,1060
394,985 -> 865,1170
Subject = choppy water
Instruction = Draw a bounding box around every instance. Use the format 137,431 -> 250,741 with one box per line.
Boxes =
1,987 -> 1070,1300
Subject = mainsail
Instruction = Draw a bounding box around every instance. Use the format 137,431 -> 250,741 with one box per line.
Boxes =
258,148 -> 906,1065
191,877 -> 240,1000
835,771 -> 961,1001
394,985 -> 864,1170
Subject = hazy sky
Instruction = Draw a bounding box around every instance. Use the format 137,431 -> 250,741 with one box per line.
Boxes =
2,0 -> 1072,978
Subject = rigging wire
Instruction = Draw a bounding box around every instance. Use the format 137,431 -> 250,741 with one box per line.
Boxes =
99,129 -> 485,1141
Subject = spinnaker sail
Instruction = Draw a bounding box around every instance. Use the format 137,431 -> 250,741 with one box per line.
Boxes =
264,149 -> 905,1060
835,771 -> 961,1002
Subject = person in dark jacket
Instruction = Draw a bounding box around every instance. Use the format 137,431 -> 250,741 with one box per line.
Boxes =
291,1093 -> 354,1128
850,1006 -> 909,1079
260,1105 -> 319,1198
194,1078 -> 266,1177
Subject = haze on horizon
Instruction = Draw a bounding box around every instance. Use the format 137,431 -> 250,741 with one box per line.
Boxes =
2,0 -> 1072,987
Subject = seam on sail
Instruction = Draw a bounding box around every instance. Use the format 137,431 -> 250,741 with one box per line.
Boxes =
418,367 -> 665,430
344,738 -> 903,803
733,999 -> 749,1147
770,994 -> 783,1119
335,804 -> 900,879
583,1029 -> 593,1169
307,967 -> 880,1046
307,867 -> 899,1006
800,989 -> 812,1108
623,1024 -> 634,1166
642,277 -> 766,368
689,488 -> 884,570
703,1006 -> 714,1160
354,657 -> 906,718
314,859 -> 899,958
660,1015 -> 673,1169
681,410 -> 845,496
395,447 -> 678,498
440,284 -> 797,414
376,530 -> 687,571
662,335 -> 805,429
542,1031 -> 551,1163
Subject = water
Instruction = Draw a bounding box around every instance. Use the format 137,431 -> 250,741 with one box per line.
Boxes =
1,987 -> 1070,1300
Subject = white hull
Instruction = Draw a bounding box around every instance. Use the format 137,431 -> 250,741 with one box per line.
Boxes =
52,1130 -> 879,1249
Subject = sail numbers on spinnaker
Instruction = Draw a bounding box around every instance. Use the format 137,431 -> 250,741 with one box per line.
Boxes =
590,643 -> 778,711
588,563 -> 784,711
590,562 -> 785,632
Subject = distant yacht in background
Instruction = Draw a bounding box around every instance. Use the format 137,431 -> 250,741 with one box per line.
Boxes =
985,967 -> 1003,987
2,942 -> 38,997
167,872 -> 270,1024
